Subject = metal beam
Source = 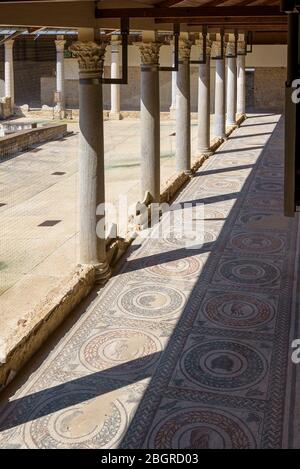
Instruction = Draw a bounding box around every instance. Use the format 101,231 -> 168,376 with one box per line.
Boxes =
96,6 -> 285,19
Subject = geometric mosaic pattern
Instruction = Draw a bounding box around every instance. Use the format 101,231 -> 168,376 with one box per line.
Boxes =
0,113 -> 299,448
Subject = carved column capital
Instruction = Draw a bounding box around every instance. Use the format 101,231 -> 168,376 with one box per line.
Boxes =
55,39 -> 66,52
178,38 -> 192,61
137,42 -> 161,66
69,41 -> 107,78
111,37 -> 121,54
4,39 -> 14,49
196,38 -> 212,58
225,41 -> 236,58
211,40 -> 223,59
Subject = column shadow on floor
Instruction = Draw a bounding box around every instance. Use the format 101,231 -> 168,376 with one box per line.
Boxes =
0,116 -> 291,449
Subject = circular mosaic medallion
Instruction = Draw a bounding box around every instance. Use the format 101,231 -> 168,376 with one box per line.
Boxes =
260,169 -> 282,179
202,178 -> 241,191
118,285 -> 185,319
254,181 -> 282,193
204,207 -> 227,220
181,340 -> 266,391
246,195 -> 282,210
203,292 -> 274,328
147,407 -> 256,449
163,227 -> 218,249
238,212 -> 271,225
143,255 -> 202,279
229,233 -> 284,254
218,258 -> 280,286
79,329 -> 161,374
24,390 -> 127,448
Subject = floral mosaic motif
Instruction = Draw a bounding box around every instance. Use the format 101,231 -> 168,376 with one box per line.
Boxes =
180,340 -> 267,391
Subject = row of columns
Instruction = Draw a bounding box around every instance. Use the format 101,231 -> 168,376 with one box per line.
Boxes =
68,33 -> 246,283
71,34 -> 246,284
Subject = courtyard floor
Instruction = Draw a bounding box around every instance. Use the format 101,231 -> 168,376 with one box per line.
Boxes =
0,113 -> 300,448
0,116 -> 202,342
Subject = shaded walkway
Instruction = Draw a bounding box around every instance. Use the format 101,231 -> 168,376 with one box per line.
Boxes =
0,113 -> 299,449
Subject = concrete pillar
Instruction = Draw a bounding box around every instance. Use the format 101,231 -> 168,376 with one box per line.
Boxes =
197,38 -> 212,155
4,39 -> 14,109
176,35 -> 192,173
109,36 -> 121,120
137,38 -> 161,203
226,40 -> 237,126
54,36 -> 66,114
70,40 -> 111,284
237,54 -> 246,117
170,43 -> 177,118
212,39 -> 226,139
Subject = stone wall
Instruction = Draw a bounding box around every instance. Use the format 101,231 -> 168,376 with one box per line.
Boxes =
253,67 -> 286,112
0,123 -> 68,160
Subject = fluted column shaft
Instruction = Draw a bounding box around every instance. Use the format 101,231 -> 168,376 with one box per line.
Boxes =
55,38 -> 66,112
109,37 -> 121,120
214,52 -> 226,139
176,37 -> 192,173
138,42 -> 161,202
70,40 -> 111,284
197,41 -> 211,155
226,51 -> 237,126
4,39 -> 14,108
237,54 -> 246,116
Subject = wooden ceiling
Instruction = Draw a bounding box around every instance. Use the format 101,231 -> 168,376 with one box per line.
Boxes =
0,0 -> 287,43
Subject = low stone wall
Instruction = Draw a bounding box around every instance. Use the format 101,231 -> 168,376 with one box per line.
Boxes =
0,123 -> 68,160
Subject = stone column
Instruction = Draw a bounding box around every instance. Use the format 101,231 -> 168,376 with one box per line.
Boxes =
226,40 -> 237,126
54,36 -> 66,114
109,36 -> 121,120
197,38 -> 212,155
237,54 -> 246,117
176,36 -> 192,173
169,43 -> 177,119
137,40 -> 161,203
4,39 -> 14,109
212,39 -> 226,139
70,40 -> 111,284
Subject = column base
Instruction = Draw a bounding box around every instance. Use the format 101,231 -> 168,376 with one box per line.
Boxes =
94,261 -> 111,286
226,120 -> 236,127
197,147 -> 214,157
169,107 -> 176,120
109,111 -> 122,120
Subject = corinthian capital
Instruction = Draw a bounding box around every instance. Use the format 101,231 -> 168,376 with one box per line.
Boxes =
225,41 -> 236,58
69,41 -> 107,77
196,38 -> 212,58
178,38 -> 192,61
211,40 -> 223,59
137,42 -> 161,66
55,39 -> 66,52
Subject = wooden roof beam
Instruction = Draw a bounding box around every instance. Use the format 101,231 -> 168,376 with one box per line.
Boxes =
96,6 -> 285,19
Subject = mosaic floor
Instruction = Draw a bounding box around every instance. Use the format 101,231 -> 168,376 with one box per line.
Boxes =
0,113 -> 299,449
